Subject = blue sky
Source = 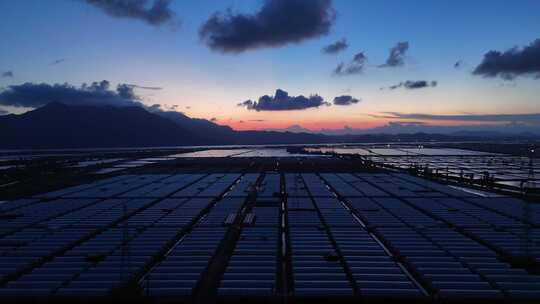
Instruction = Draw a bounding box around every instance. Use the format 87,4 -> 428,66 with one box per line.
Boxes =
0,0 -> 539,131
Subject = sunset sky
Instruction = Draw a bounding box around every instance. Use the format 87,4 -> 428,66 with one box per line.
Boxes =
1,0 -> 539,133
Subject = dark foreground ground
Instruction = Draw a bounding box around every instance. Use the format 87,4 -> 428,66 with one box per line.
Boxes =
0,154 -> 539,303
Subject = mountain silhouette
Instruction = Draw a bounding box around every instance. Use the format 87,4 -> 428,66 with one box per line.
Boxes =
0,103 -> 330,148
1,102 -> 529,149
0,103 -> 201,149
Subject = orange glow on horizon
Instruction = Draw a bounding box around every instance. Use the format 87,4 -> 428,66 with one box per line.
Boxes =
223,119 -> 386,131
218,117 -> 516,132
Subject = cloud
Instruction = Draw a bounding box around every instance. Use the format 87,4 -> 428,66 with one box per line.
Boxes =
404,81 -> 437,89
210,117 -> 217,122
454,60 -> 463,69
83,0 -> 176,27
0,108 -> 7,115
2,71 -> 14,78
50,59 -> 65,66
199,0 -> 335,53
238,89 -> 330,111
387,121 -> 427,127
249,119 -> 266,122
334,52 -> 367,75
322,38 -> 348,54
333,95 -> 360,106
371,112 -> 540,123
0,80 -> 146,109
126,84 -> 163,90
379,41 -> 409,67
147,103 -> 162,112
383,80 -> 437,90
473,39 -> 540,80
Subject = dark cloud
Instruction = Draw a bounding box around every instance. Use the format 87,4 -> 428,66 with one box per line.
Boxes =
249,119 -> 266,122
334,52 -> 367,75
333,95 -> 360,106
147,103 -> 162,112
379,41 -> 409,67
473,39 -> 540,80
126,84 -> 163,90
167,105 -> 181,111
0,80 -> 145,109
405,80 -> 437,89
322,38 -> 348,54
50,59 -> 66,66
238,89 -> 329,111
2,71 -> 14,78
372,112 -> 540,123
454,60 -> 463,69
384,80 -> 437,90
84,0 -> 176,27
199,0 -> 335,53
210,117 -> 217,122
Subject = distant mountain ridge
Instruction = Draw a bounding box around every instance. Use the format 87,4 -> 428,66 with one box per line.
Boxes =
0,103 -> 537,149
0,103 -> 200,149
156,110 -> 234,141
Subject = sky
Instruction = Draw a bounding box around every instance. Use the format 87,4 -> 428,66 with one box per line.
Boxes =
0,0 -> 539,134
